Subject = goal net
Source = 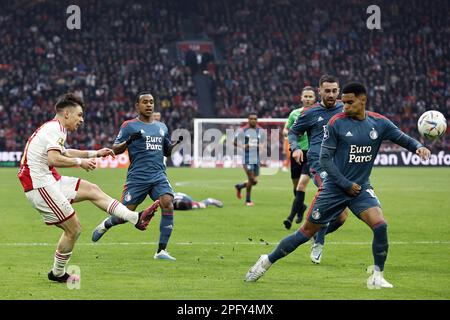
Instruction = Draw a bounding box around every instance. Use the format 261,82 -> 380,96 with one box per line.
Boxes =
192,118 -> 288,171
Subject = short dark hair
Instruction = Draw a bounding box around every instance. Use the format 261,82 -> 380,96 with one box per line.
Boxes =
136,91 -> 153,103
342,82 -> 367,96
319,74 -> 339,86
248,111 -> 258,118
301,86 -> 315,94
55,92 -> 84,113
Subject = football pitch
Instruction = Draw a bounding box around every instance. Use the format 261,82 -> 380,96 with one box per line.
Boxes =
0,167 -> 449,300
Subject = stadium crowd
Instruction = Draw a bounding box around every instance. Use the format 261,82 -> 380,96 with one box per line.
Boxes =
0,0 -> 448,153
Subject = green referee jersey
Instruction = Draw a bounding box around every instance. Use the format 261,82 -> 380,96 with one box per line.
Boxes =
286,107 -> 309,150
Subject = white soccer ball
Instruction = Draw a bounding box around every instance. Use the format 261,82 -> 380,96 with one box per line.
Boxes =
417,110 -> 447,139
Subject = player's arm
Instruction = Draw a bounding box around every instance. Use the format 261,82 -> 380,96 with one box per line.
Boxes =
320,124 -> 359,195
163,128 -> 178,157
43,126 -> 96,171
288,113 -> 308,163
282,126 -> 289,137
383,119 -> 431,160
112,125 -> 142,155
48,150 -> 96,171
63,148 -> 115,158
283,108 -> 299,137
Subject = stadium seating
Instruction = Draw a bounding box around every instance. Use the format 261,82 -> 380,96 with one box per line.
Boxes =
0,0 -> 447,152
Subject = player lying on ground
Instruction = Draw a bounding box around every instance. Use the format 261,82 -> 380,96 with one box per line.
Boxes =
172,192 -> 223,210
246,82 -> 431,288
18,93 -> 158,284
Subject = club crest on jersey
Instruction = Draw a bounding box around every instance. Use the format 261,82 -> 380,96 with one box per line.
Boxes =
323,126 -> 329,140
369,128 -> 378,140
312,209 -> 321,220
159,128 -> 164,136
57,138 -> 65,146
125,192 -> 132,202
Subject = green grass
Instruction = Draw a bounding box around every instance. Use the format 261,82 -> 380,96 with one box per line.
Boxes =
0,167 -> 449,300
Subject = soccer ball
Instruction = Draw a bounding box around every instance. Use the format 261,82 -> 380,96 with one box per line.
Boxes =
417,110 -> 447,139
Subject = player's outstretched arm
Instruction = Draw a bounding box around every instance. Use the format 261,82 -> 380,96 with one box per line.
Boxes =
112,131 -> 143,155
64,148 -> 115,158
416,147 -> 431,160
48,150 -> 96,171
384,119 -> 431,160
164,136 -> 184,157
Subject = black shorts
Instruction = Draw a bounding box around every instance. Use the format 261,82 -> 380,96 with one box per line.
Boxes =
290,149 -> 309,180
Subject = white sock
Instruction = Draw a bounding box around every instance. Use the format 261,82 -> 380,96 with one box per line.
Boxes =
107,200 -> 138,225
53,251 -> 72,276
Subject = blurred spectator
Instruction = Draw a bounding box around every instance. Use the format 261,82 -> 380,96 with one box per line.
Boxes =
0,0 -> 448,153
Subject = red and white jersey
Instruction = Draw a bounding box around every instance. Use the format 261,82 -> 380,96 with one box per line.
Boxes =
18,119 -> 67,192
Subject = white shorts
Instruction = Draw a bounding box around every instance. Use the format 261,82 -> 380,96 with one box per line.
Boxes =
25,176 -> 81,225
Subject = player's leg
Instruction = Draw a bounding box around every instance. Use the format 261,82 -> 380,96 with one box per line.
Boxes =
91,203 -> 139,242
350,189 -> 393,288
154,193 -> 176,260
307,162 -> 330,263
294,172 -> 311,224
234,166 -> 248,199
283,152 -> 301,229
294,152 -> 311,224
26,180 -> 81,283
200,198 -> 223,208
244,166 -> 257,205
151,179 -> 176,260
74,179 -> 158,230
360,206 -> 393,288
49,214 -> 82,282
246,218 -> 323,282
312,208 -> 349,263
91,182 -> 158,241
246,188 -> 346,282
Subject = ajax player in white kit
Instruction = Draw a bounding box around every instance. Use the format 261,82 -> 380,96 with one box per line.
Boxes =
17,93 -> 159,284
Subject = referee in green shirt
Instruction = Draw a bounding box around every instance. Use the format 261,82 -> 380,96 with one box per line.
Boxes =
282,86 -> 316,229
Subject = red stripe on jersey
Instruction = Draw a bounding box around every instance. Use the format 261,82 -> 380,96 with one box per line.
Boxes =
19,119 -> 62,191
309,166 -> 323,187
75,178 -> 81,191
120,184 -> 128,203
304,187 -> 323,222
368,111 -> 388,120
18,164 -> 33,192
50,167 -> 61,182
120,118 -> 139,129
328,113 -> 347,127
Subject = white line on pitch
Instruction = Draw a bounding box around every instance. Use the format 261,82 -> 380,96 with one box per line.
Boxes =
0,241 -> 449,247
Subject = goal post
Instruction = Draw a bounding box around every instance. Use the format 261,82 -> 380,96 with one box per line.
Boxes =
193,118 -> 288,170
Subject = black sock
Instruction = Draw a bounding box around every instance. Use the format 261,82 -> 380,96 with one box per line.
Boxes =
325,219 -> 344,235
236,183 -> 246,190
294,191 -> 305,213
372,223 -> 389,271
